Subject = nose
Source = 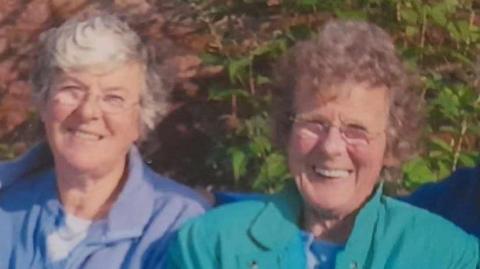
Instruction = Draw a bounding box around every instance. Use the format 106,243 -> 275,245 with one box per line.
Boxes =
316,126 -> 347,157
75,94 -> 101,121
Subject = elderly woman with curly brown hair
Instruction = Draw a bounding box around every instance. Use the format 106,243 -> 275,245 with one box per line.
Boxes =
165,20 -> 478,269
0,14 -> 208,268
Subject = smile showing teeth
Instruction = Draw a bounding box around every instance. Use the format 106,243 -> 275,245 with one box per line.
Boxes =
313,167 -> 350,178
69,129 -> 102,141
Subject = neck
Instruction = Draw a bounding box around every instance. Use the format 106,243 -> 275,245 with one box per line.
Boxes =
54,157 -> 128,220
303,207 -> 357,244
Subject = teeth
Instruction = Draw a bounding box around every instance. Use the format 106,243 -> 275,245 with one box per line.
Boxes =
313,167 -> 350,178
71,130 -> 102,141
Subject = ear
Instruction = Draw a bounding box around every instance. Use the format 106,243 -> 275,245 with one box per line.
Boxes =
135,118 -> 146,142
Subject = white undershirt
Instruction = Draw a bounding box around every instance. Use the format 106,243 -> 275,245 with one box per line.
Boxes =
46,213 -> 92,262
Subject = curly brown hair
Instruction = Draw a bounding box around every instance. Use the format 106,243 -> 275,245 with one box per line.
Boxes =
271,20 -> 424,170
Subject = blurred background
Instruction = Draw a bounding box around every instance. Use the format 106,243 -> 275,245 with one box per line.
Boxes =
0,0 -> 479,195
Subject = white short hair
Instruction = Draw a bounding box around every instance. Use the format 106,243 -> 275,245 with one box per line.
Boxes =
31,14 -> 169,136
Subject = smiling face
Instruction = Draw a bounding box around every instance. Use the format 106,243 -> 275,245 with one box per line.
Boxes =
288,81 -> 390,219
41,62 -> 144,176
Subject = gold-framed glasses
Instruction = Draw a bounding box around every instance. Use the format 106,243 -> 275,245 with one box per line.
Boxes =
292,117 -> 384,146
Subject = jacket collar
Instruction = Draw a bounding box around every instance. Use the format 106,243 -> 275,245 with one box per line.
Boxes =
248,182 -> 384,254
248,183 -> 302,249
335,182 -> 383,268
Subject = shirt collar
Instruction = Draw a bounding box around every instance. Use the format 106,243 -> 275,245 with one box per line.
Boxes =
101,146 -> 155,241
20,144 -> 155,242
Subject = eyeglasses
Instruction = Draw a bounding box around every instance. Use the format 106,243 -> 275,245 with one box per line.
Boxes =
292,117 -> 384,146
50,87 -> 140,114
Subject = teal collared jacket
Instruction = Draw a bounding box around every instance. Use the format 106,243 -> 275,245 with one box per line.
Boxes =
166,184 -> 479,269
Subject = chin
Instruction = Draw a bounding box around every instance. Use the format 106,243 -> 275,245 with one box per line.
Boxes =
310,196 -> 349,213
303,185 -> 359,216
54,151 -> 101,171
67,160 -> 100,173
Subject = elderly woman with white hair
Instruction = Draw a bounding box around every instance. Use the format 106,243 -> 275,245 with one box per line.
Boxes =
165,21 -> 478,269
0,14 -> 208,268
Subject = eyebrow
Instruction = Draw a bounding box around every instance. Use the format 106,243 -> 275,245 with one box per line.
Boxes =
54,76 -> 129,93
54,75 -> 86,88
339,117 -> 368,127
294,111 -> 329,122
296,112 -> 376,129
339,116 -> 386,133
102,87 -> 128,93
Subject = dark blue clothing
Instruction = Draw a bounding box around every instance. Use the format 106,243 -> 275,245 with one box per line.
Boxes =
214,191 -> 263,205
403,166 -> 480,237
310,240 -> 343,269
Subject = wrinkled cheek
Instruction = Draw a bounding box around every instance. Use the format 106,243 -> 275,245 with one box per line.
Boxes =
43,105 -> 74,127
289,131 -> 319,155
288,130 -> 321,176
349,146 -> 385,181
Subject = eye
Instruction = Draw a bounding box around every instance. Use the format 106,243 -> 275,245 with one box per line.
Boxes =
103,94 -> 126,106
53,86 -> 85,103
306,120 -> 329,132
292,120 -> 328,139
343,124 -> 370,140
58,85 -> 83,94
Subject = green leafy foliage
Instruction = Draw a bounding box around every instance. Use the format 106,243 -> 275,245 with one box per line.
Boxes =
1,0 -> 479,194
191,0 -> 480,194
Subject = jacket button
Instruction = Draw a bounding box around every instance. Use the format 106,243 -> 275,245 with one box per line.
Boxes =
350,261 -> 358,269
250,261 -> 258,269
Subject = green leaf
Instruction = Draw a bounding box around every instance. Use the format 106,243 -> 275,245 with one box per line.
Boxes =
437,125 -> 458,134
256,153 -> 288,182
405,26 -> 419,37
400,8 -> 419,24
429,137 -> 453,154
249,135 -> 272,157
446,22 -> 460,40
334,9 -> 367,20
468,125 -> 480,135
429,5 -> 447,26
444,0 -> 459,10
243,114 -> 270,138
435,160 -> 452,179
403,158 -> 437,189
288,25 -> 314,40
230,148 -> 247,181
227,58 -> 251,83
256,75 -> 271,85
252,39 -> 288,58
432,88 -> 460,120
298,0 -> 318,7
208,88 -> 250,101
200,53 -> 225,65
458,152 -> 477,167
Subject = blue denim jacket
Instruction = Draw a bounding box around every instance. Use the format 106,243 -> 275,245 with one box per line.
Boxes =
0,143 -> 209,269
